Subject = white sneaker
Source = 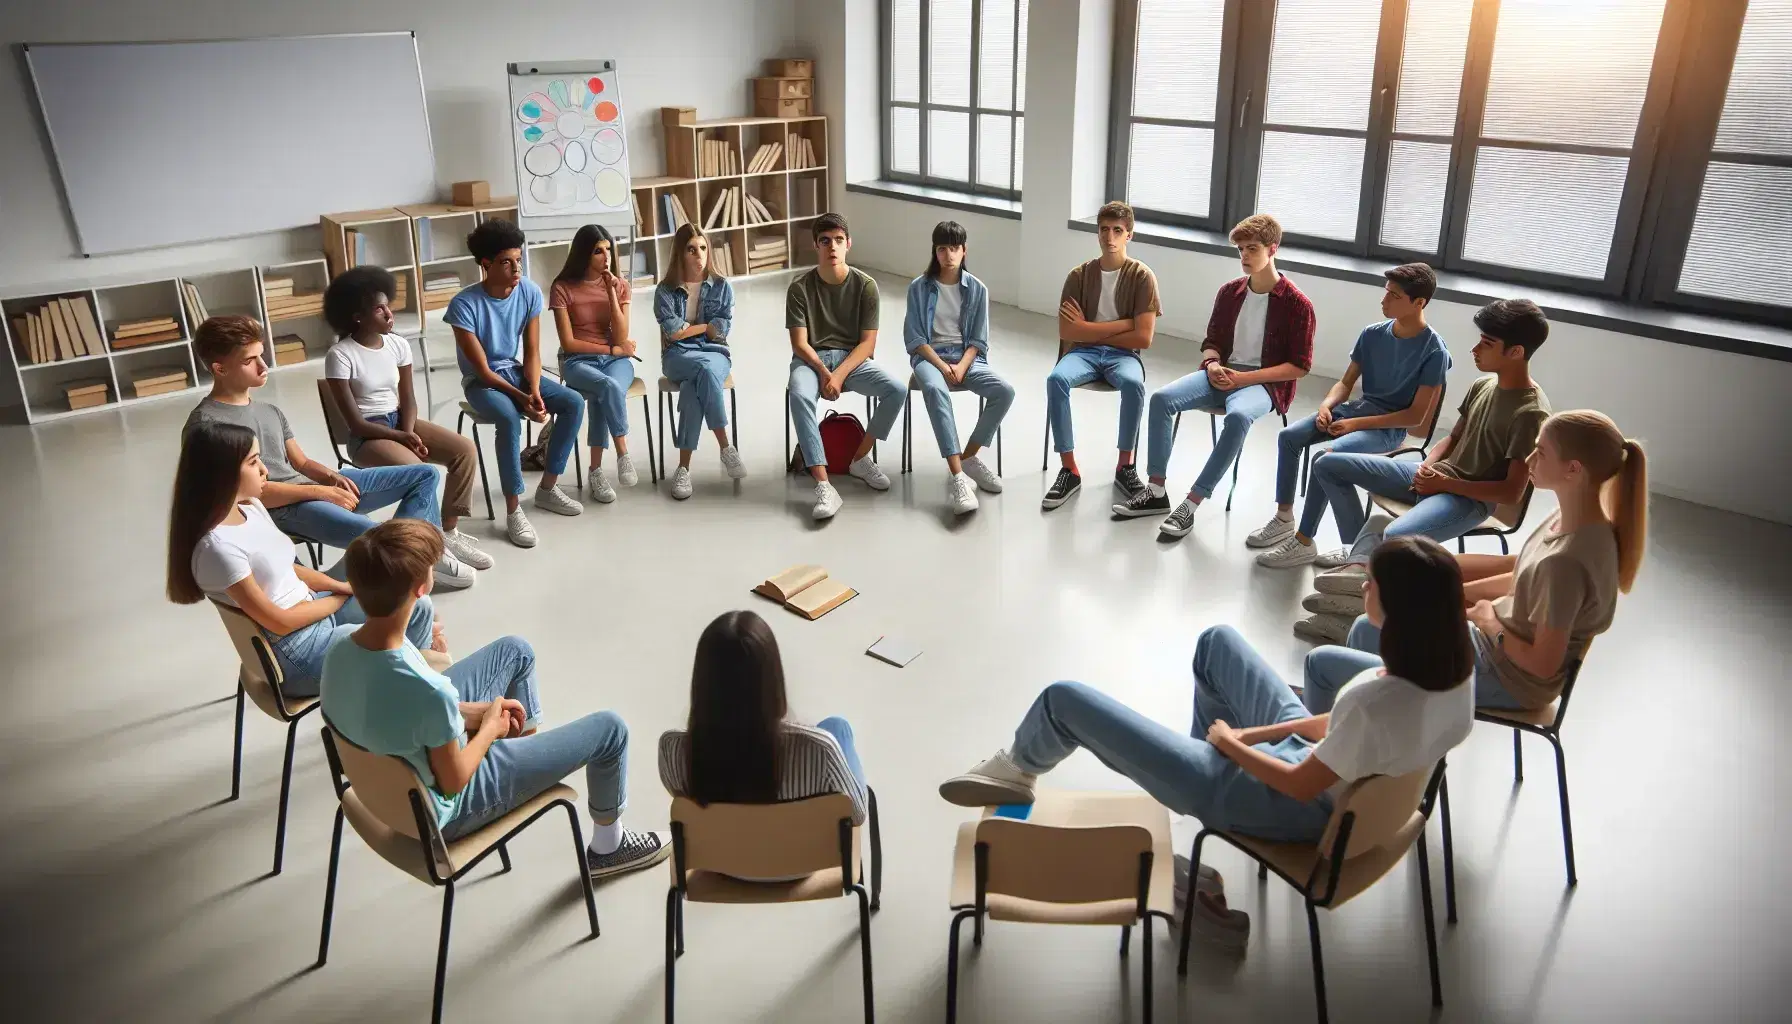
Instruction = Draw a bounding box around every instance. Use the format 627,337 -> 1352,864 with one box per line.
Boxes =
615,453 -> 639,487
947,473 -> 980,515
812,480 -> 843,520
670,466 -> 693,500
1313,563 -> 1371,596
939,749 -> 1037,807
719,444 -> 747,480
1314,546 -> 1355,569
960,454 -> 1003,494
1303,591 -> 1366,617
506,508 -> 537,548
588,466 -> 616,504
1292,613 -> 1353,645
848,454 -> 890,491
1255,535 -> 1318,568
1245,513 -> 1296,548
442,527 -> 493,570
432,552 -> 475,591
533,484 -> 584,516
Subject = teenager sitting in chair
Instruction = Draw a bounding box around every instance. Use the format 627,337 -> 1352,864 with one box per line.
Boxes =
655,224 -> 747,501
940,536 -> 1474,947
321,518 -> 670,877
166,422 -> 438,695
550,223 -> 640,505
322,267 -> 491,574
659,610 -> 869,879
903,220 -> 1014,515
1304,412 -> 1646,713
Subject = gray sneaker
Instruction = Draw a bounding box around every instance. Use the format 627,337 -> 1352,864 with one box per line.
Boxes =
1303,591 -> 1366,617
534,484 -> 585,516
939,749 -> 1037,807
588,466 -> 617,504
587,829 -> 672,880
1313,546 -> 1355,569
1313,564 -> 1371,596
615,453 -> 640,487
1292,613 -> 1354,645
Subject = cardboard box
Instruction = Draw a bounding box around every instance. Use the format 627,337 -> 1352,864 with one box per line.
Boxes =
755,95 -> 811,118
765,59 -> 813,79
65,378 -> 110,409
753,77 -> 812,100
451,180 -> 490,206
661,105 -> 697,127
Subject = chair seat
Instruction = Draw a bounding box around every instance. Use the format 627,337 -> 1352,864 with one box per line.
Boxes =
1225,812 -> 1426,910
1076,380 -> 1120,393
458,400 -> 492,424
948,790 -> 1175,923
907,372 -> 980,393
342,780 -> 577,884
1370,493 -> 1511,533
678,845 -> 862,905
659,374 -> 736,393
1477,700 -> 1561,728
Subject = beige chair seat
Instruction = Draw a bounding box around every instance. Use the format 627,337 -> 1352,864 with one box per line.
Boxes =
680,849 -> 861,905
1370,492 -> 1521,533
659,373 -> 736,392
337,761 -> 574,883
1477,699 -> 1561,728
1228,813 -> 1426,909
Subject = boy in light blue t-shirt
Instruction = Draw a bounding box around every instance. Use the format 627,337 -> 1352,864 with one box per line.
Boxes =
320,519 -> 669,878
1248,263 -> 1451,570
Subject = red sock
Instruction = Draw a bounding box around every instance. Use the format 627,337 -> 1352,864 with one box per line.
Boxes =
1117,451 -> 1135,468
1060,452 -> 1080,475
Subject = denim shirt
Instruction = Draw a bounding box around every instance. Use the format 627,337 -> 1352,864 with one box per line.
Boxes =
655,277 -> 734,349
903,271 -> 989,358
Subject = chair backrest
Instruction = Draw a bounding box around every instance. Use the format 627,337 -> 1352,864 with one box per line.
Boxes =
1318,765 -> 1433,862
1411,377 -> 1449,444
974,816 -> 1153,906
1489,482 -> 1536,530
321,723 -> 454,880
210,600 -> 290,720
315,378 -> 355,452
670,793 -> 856,879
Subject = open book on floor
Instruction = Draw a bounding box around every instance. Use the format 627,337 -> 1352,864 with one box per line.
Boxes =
753,564 -> 857,620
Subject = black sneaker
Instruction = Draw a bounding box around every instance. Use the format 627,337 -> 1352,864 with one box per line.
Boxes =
587,828 -> 672,880
1041,468 -> 1082,510
1111,488 -> 1171,518
1159,499 -> 1198,539
1114,463 -> 1146,497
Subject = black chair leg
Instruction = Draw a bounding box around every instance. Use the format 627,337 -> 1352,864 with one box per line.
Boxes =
1142,910 -> 1154,1024
230,682 -> 245,801
1306,902 -> 1329,1024
1440,773 -> 1458,923
564,804 -> 600,937
498,843 -> 512,873
1040,416 -> 1050,472
1177,832 -> 1208,975
1259,861 -> 1269,881
432,881 -> 455,1024
664,888 -> 678,1023
272,718 -> 300,874
869,788 -> 883,910
316,806 -> 345,967
675,887 -> 684,953
462,415 -> 495,521
642,393 -> 659,485
1513,730 -> 1525,783
657,393 -> 669,484
729,389 -> 738,450
1417,835 -> 1444,1007
1552,735 -> 1578,887
856,885 -> 875,1023
945,909 -> 975,1024
1120,922 -> 1132,956
901,393 -> 911,474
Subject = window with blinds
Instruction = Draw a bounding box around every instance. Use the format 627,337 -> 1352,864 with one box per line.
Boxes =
1379,0 -> 1474,253
1123,0 -> 1226,221
884,0 -> 1027,196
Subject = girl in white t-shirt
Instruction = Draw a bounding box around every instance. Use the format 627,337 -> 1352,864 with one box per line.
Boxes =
939,535 -> 1473,945
167,421 -> 439,695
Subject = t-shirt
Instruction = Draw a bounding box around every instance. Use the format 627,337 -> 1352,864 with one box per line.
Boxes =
786,267 -> 880,351
931,279 -> 964,346
1095,268 -> 1121,322
549,275 -> 632,346
1440,376 -> 1550,482
184,397 -> 302,483
1350,320 -> 1451,414
1231,281 -> 1273,369
1312,669 -> 1473,804
323,334 -> 413,419
1478,511 -> 1620,708
191,499 -> 310,610
444,278 -> 545,376
321,628 -> 466,826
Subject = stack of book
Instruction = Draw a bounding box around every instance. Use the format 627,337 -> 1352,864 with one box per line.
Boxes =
746,142 -> 784,173
634,194 -> 648,234
111,316 -> 183,350
748,237 -> 788,273
271,334 -> 308,366
711,245 -> 736,278
64,379 -> 110,411
659,194 -> 692,234
785,134 -> 820,169
390,271 -> 410,312
703,187 -> 739,229
743,192 -> 779,225
792,177 -> 820,218
131,367 -> 189,398
264,277 -> 324,322
423,272 -> 461,312
9,294 -> 106,364
180,281 -> 211,328
699,137 -> 740,177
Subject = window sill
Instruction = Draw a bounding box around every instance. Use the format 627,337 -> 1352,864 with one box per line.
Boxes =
847,180 -> 1022,221
1068,218 -> 1792,364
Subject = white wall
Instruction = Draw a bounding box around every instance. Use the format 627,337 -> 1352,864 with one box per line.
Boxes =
818,0 -> 1792,525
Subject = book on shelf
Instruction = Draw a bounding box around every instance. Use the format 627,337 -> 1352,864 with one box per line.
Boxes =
272,335 -> 308,366
660,194 -> 675,235
65,378 -> 110,410
424,272 -> 461,290
49,299 -> 82,357
71,296 -> 105,354
416,217 -> 434,262
634,193 -> 647,234
132,367 -> 190,398
180,282 -> 210,327
113,316 -> 178,338
262,276 -> 295,298
9,317 -> 24,362
134,378 -> 191,399
48,302 -> 76,360
752,564 -> 857,621
669,194 -> 690,230
112,328 -> 184,349
24,311 -> 42,363
752,237 -> 788,253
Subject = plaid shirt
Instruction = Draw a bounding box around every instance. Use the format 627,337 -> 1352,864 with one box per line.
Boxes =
1201,274 -> 1315,415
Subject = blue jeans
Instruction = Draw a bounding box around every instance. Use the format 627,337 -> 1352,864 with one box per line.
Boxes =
271,591 -> 435,697
462,367 -> 585,496
1045,345 -> 1146,454
1144,373 -> 1274,496
1311,452 -> 1492,549
440,635 -> 631,839
814,716 -> 868,788
662,345 -> 733,451
1008,625 -> 1335,842
1276,404 -> 1406,538
267,463 -> 443,551
558,353 -> 634,450
1304,615 -> 1525,711
788,349 -> 907,469
913,348 -> 1015,458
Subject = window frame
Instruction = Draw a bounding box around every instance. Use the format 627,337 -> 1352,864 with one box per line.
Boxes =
881,0 -> 1026,200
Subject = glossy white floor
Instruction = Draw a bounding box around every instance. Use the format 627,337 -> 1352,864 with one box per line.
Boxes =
4,270 -> 1789,1023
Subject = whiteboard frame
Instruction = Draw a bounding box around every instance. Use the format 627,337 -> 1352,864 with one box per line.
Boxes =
506,59 -> 635,237
23,32 -> 437,257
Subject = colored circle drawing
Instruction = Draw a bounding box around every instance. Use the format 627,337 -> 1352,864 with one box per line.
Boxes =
523,143 -> 562,176
590,127 -> 625,166
594,168 -> 628,207
595,100 -> 618,123
513,78 -> 626,214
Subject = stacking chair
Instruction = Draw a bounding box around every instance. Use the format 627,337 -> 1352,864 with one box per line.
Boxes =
316,724 -> 600,1024
945,791 -> 1175,1023
455,402 -> 583,520
1368,483 -> 1535,554
1178,763 -> 1447,1024
785,391 -> 878,473
1198,409 -> 1289,511
899,372 -> 1004,475
317,378 -> 357,469
1300,379 -> 1448,497
664,790 -> 882,1023
657,373 -> 738,483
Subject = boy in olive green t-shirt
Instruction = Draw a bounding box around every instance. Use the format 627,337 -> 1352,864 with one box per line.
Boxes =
786,212 -> 906,520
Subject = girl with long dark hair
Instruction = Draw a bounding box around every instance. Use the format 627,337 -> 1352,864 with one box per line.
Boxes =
167,421 -> 437,694
550,223 -> 639,503
653,224 -> 745,499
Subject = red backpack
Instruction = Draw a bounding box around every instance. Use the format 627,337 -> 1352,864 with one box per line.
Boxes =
818,410 -> 867,474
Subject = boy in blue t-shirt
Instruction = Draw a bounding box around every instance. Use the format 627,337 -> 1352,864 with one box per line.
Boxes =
1249,263 -> 1451,568
320,519 -> 669,878
447,218 -> 586,548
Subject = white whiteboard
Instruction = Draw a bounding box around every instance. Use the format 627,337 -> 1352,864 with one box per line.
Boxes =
26,34 -> 436,255
507,59 -> 632,235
